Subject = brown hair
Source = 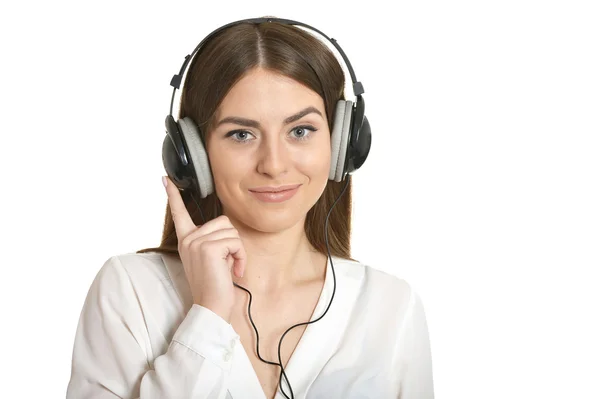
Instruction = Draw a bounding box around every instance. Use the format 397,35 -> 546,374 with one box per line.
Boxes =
137,19 -> 355,261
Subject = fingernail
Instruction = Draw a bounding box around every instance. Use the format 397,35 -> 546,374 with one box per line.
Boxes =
162,176 -> 167,188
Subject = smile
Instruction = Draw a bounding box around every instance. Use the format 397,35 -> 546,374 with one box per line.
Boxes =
248,184 -> 301,203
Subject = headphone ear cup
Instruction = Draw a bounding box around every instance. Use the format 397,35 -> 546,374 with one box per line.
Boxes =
345,96 -> 371,176
177,117 -> 214,198
329,100 -> 354,182
347,114 -> 371,174
163,115 -> 196,191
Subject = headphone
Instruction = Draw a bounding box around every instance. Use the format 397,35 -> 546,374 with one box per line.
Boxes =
162,17 -> 371,200
161,17 -> 372,399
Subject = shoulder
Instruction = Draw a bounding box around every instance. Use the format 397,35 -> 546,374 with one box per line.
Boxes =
101,251 -> 173,279
90,251 -> 183,297
84,251 -> 192,325
333,256 -> 418,311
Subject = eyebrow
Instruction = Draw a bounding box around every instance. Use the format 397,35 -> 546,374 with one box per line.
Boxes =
215,106 -> 323,129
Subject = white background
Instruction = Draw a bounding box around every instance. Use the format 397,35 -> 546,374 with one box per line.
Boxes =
1,0 -> 599,397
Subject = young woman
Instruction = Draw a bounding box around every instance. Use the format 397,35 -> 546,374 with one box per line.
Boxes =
66,17 -> 434,399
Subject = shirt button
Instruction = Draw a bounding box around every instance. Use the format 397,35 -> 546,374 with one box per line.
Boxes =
230,339 -> 237,349
224,351 -> 232,361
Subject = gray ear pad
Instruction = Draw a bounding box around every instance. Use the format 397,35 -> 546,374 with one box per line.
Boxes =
329,100 -> 354,182
177,117 -> 214,198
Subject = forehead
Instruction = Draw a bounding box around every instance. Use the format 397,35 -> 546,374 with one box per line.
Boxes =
216,68 -> 325,119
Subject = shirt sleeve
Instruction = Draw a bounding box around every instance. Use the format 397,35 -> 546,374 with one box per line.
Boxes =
66,256 -> 240,399
394,290 -> 435,399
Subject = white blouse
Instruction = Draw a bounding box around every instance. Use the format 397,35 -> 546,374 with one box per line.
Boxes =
66,251 -> 434,398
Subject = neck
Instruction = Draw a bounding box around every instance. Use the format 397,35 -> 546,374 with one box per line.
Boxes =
228,217 -> 326,295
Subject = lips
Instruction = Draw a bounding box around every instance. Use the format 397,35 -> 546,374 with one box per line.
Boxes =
249,184 -> 302,193
248,184 -> 301,203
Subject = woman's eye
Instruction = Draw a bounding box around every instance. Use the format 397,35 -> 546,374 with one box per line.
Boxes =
225,130 -> 254,143
290,125 -> 317,140
234,132 -> 250,140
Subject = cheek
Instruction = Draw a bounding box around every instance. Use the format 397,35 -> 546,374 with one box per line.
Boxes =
207,145 -> 250,195
208,139 -> 245,176
293,144 -> 330,195
304,134 -> 332,176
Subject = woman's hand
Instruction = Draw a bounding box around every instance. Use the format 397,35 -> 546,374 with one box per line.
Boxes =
163,176 -> 246,323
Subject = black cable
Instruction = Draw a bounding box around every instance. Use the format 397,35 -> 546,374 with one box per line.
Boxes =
190,176 -> 351,399
273,175 -> 351,399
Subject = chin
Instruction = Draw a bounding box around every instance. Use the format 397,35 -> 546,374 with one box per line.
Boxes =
222,198 -> 310,234
244,207 -> 307,234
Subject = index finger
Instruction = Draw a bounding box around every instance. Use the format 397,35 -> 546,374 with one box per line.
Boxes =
163,176 -> 196,240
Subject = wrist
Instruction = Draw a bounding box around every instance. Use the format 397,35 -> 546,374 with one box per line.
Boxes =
194,299 -> 233,324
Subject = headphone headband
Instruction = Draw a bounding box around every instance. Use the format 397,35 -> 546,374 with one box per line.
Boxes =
168,17 -> 365,116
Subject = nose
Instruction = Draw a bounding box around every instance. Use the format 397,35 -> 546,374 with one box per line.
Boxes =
256,135 -> 289,178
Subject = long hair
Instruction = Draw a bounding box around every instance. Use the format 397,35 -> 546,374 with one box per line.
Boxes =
137,19 -> 354,261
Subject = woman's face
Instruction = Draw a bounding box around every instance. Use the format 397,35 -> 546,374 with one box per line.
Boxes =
206,67 -> 331,233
